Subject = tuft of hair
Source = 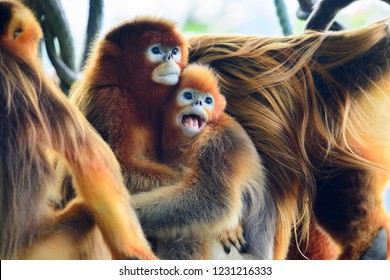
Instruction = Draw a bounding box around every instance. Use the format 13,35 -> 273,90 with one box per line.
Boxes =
105,15 -> 188,55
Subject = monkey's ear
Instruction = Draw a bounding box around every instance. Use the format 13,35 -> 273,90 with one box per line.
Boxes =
211,91 -> 226,120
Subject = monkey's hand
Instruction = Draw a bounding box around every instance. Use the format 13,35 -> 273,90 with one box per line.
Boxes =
219,225 -> 246,254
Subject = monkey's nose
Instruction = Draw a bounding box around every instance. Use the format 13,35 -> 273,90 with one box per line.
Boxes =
166,53 -> 173,61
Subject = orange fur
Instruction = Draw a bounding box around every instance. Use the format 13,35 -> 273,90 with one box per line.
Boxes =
69,16 -> 189,195
176,64 -> 226,120
0,0 -> 41,63
189,20 -> 390,259
0,0 -> 155,260
288,217 -> 339,260
130,64 -> 276,259
67,15 -> 276,260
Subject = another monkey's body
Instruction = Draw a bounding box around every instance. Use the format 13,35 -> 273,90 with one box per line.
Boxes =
0,0 -> 155,260
189,20 -> 390,259
131,65 -> 276,260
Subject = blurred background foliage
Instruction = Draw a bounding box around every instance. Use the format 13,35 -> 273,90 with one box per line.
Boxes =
21,0 -> 390,89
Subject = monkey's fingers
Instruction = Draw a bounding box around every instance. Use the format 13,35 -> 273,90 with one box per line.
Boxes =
219,231 -> 232,254
219,225 -> 246,254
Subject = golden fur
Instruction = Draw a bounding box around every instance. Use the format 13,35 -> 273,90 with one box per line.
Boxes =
134,64 -> 276,259
189,19 -> 390,259
70,15 -> 276,258
0,0 -> 155,259
67,16 -> 189,196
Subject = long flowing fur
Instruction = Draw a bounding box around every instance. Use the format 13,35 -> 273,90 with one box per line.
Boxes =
189,19 -> 390,258
0,0 -> 155,259
0,48 -> 100,259
0,46 -> 156,259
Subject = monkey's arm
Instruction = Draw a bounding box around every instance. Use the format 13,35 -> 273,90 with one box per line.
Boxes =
132,117 -> 261,238
122,158 -> 182,193
48,88 -> 156,260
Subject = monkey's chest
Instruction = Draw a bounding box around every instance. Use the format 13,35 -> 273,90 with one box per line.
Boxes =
131,125 -> 160,160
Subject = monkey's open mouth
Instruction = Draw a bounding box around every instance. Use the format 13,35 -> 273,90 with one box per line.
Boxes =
181,114 -> 206,130
180,114 -> 206,136
177,110 -> 208,137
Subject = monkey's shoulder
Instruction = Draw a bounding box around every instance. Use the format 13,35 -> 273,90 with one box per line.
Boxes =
193,114 -> 255,155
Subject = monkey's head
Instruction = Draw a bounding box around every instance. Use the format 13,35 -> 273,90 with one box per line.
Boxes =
165,64 -> 226,138
0,0 -> 42,63
102,16 -> 188,88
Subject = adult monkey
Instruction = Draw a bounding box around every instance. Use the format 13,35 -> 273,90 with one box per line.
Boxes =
70,17 -> 188,195
69,17 -> 188,195
300,0 -> 390,260
189,19 -> 390,259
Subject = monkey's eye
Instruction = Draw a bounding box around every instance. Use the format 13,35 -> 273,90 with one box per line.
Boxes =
151,47 -> 160,54
205,97 -> 213,104
172,47 -> 179,55
183,91 -> 193,100
13,26 -> 24,39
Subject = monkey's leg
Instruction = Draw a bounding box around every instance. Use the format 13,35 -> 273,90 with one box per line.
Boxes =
48,94 -> 157,259
58,122 -> 156,260
22,200 -> 111,259
314,169 -> 389,259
